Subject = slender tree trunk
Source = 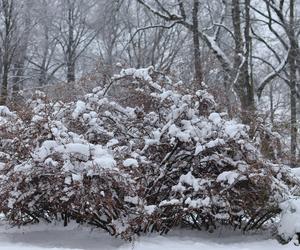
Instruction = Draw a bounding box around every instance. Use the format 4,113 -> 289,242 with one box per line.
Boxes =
39,24 -> 50,86
0,0 -> 17,105
39,68 -> 47,86
192,0 -> 203,84
290,63 -> 297,166
289,0 -> 297,166
0,64 -> 9,105
0,47 -> 3,90
243,0 -> 255,111
66,0 -> 75,83
270,83 -> 274,125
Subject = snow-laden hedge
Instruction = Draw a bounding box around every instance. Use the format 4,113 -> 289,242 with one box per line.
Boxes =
0,67 -> 298,241
276,197 -> 300,245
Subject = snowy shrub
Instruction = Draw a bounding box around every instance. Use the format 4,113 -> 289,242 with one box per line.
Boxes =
0,93 -> 137,238
277,198 -> 300,245
0,67 -> 298,240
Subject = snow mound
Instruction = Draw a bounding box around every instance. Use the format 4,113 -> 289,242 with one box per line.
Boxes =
277,199 -> 300,244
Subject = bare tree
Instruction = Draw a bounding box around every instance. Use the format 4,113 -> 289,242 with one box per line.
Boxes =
252,0 -> 299,165
11,0 -> 33,94
0,0 -> 19,104
26,0 -> 63,86
54,0 -> 98,83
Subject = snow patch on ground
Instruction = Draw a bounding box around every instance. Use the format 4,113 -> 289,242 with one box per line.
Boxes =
0,223 -> 297,250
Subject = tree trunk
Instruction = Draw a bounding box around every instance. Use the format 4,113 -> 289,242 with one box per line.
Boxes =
289,0 -> 297,166
12,0 -> 32,95
269,83 -> 274,125
192,0 -> 203,84
290,63 -> 297,166
66,0 -> 75,83
0,64 -> 9,105
231,0 -> 255,125
0,0 -> 15,105
67,62 -> 75,83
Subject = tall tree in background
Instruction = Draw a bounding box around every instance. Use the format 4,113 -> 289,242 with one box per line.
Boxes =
0,0 -> 19,105
231,0 -> 255,123
26,0 -> 63,86
54,0 -> 98,83
252,0 -> 299,165
191,0 -> 203,83
12,0 -> 33,94
288,0 -> 297,166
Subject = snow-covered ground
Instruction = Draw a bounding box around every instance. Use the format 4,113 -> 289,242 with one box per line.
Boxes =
0,223 -> 297,250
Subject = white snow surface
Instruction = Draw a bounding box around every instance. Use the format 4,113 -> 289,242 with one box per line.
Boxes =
0,223 -> 297,250
123,158 -> 139,167
217,171 -> 241,185
278,198 -> 300,242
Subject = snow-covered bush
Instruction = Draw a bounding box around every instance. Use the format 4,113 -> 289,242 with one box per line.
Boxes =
0,67 -> 298,240
277,198 -> 300,245
0,92 -> 137,238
